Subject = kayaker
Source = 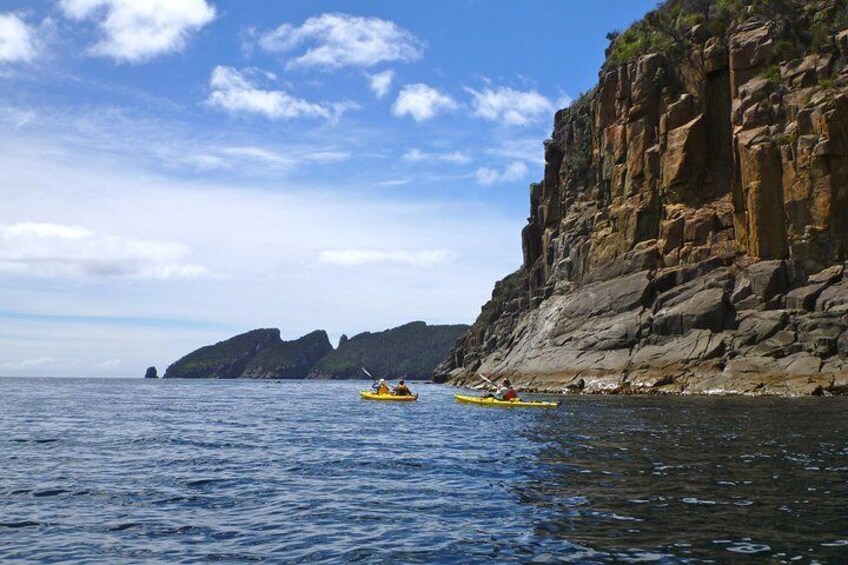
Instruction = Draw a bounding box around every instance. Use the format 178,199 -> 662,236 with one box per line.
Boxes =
486,378 -> 518,401
372,379 -> 391,395
393,379 -> 413,396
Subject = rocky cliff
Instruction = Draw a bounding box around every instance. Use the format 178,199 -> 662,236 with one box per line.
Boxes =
436,0 -> 848,396
308,321 -> 469,380
163,329 -> 333,379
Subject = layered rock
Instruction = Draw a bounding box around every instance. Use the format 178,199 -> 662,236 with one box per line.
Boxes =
163,329 -> 332,379
437,0 -> 848,396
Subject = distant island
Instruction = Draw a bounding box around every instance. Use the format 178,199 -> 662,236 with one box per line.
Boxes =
155,321 -> 468,380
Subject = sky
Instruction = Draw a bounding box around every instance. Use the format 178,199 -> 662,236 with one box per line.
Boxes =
0,0 -> 658,377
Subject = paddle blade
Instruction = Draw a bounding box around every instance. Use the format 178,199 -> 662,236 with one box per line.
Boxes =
477,372 -> 495,386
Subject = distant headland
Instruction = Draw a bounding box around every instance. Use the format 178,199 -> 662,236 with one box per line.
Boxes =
151,321 -> 468,380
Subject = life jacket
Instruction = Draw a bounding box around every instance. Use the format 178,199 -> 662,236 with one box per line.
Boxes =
502,388 -> 518,401
395,385 -> 411,396
377,384 -> 390,395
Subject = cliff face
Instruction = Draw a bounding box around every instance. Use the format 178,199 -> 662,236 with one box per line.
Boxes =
437,0 -> 848,395
308,321 -> 469,380
163,329 -> 332,379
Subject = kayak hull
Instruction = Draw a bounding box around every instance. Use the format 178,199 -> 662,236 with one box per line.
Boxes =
360,391 -> 418,402
454,394 -> 558,408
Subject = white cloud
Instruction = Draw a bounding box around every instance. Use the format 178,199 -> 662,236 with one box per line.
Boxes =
0,13 -> 39,64
476,161 -> 529,186
392,83 -> 457,122
96,358 -> 122,368
319,249 -> 452,268
309,150 -> 351,162
402,148 -> 471,165
258,13 -> 423,70
488,138 -> 545,166
0,357 -> 55,370
218,146 -> 295,168
465,86 -> 554,126
377,179 -> 409,187
368,69 -> 394,99
186,145 -> 351,171
556,94 -> 574,108
59,0 -> 216,63
0,222 -> 207,279
206,66 -> 346,121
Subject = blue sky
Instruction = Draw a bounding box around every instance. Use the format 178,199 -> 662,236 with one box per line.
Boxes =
0,0 -> 657,377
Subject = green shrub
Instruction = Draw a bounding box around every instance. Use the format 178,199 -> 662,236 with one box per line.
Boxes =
819,77 -> 836,90
773,39 -> 802,60
763,64 -> 783,87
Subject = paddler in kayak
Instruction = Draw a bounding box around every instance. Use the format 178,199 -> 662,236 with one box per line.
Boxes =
393,379 -> 413,397
372,379 -> 391,395
484,378 -> 518,401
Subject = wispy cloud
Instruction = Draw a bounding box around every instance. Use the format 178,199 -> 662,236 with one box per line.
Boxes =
392,83 -> 457,122
0,12 -> 40,64
319,249 -> 453,268
218,146 -> 294,168
465,86 -> 555,126
0,222 -> 207,280
367,69 -> 395,99
475,161 -> 529,186
206,65 -> 351,122
0,99 -> 356,184
58,0 -> 216,63
179,145 -> 351,173
256,13 -> 424,70
487,138 -> 545,166
0,357 -> 55,370
402,148 -> 471,165
377,179 -> 410,187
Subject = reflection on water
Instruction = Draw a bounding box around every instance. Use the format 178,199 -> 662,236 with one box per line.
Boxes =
1,378 -> 847,563
518,397 -> 848,562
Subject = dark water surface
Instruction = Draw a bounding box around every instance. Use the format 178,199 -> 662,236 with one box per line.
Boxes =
1,378 -> 847,563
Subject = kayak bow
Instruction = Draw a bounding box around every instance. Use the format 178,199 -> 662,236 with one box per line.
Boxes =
454,394 -> 558,408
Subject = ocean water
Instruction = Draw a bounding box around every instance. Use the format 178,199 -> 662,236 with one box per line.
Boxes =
1,378 -> 847,564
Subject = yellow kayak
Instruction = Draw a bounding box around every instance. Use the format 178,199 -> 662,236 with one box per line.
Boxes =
359,391 -> 418,402
454,394 -> 558,408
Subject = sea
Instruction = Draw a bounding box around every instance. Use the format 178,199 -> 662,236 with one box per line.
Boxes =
1,377 -> 847,563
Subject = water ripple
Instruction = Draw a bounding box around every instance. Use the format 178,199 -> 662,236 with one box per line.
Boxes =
2,378 -> 848,563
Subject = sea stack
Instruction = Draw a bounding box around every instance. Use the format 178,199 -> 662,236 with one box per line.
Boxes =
144,366 -> 158,379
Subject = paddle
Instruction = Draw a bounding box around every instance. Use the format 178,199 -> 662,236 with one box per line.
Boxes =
477,372 -> 495,388
478,372 -> 520,402
363,367 -> 394,395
